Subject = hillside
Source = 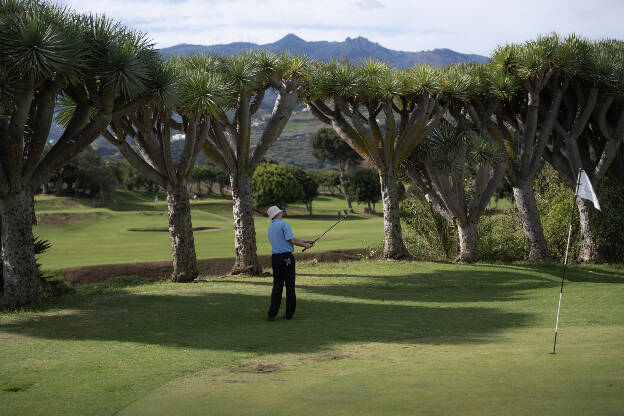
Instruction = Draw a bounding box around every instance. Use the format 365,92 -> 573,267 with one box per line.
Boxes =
159,34 -> 488,68
51,34 -> 489,167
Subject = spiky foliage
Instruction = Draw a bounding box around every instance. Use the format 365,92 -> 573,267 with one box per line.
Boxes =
199,51 -> 309,175
306,59 -> 470,170
0,0 -> 161,198
193,51 -> 308,275
540,38 -> 624,262
404,119 -> 507,262
0,0 -> 162,308
306,58 -> 473,259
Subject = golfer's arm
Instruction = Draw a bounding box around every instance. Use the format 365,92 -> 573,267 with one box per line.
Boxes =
290,238 -> 311,247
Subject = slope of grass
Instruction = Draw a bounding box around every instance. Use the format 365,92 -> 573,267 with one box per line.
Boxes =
1,261 -> 622,415
34,193 -> 384,269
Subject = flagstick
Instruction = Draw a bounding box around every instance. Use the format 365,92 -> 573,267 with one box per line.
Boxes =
552,169 -> 582,354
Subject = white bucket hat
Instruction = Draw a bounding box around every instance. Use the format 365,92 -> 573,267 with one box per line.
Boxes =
267,206 -> 283,220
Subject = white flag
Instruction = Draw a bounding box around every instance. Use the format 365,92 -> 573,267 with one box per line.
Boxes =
577,170 -> 601,211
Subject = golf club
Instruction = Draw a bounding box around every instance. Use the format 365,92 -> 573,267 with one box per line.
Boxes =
302,214 -> 347,252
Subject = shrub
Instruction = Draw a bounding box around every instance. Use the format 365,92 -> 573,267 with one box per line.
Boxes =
534,166 -> 580,262
344,169 -> 381,212
289,167 -> 319,215
477,209 -> 527,262
591,178 -> 624,263
400,190 -> 457,260
252,163 -> 304,210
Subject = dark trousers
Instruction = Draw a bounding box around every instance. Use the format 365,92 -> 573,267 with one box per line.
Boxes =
268,252 -> 296,319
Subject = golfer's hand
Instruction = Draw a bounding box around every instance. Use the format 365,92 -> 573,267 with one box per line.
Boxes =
304,241 -> 314,249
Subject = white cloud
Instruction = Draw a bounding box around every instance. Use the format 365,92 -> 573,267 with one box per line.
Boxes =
354,0 -> 385,10
55,0 -> 624,56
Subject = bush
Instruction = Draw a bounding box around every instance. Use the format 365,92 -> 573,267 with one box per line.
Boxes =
290,167 -> 319,215
400,190 -> 457,260
307,169 -> 340,194
534,166 -> 580,262
590,177 -> 624,263
252,163 -> 304,209
477,210 -> 527,262
344,169 -> 381,212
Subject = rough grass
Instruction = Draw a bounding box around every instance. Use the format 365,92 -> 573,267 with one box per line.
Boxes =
1,261 -> 623,415
34,193 -> 384,269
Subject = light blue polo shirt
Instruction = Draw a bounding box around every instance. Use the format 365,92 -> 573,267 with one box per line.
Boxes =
268,219 -> 295,254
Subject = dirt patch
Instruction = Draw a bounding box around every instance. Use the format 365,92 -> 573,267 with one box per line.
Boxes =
311,353 -> 351,362
224,360 -> 283,374
60,249 -> 367,284
127,227 -> 220,232
36,212 -> 99,226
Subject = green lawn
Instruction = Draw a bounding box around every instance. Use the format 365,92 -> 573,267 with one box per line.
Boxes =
34,192 -> 384,269
1,261 -> 622,415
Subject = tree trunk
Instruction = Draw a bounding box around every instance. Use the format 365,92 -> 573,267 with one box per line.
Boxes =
166,181 -> 198,282
338,161 -> 354,212
456,222 -> 479,263
512,180 -> 550,261
576,197 -> 603,263
0,191 -> 39,308
379,170 -> 409,259
55,173 -> 63,196
230,172 -> 262,275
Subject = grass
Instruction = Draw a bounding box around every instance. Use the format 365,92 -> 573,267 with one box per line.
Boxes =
34,192 -> 384,269
0,261 -> 622,415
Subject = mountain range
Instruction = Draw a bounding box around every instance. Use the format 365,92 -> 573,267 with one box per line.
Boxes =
159,34 -> 489,68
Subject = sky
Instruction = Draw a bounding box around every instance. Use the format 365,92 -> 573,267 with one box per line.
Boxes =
57,0 -> 624,56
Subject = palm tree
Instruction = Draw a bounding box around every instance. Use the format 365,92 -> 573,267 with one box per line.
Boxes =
198,52 -> 308,275
103,58 -> 230,281
0,0 -> 159,308
305,59 -> 468,259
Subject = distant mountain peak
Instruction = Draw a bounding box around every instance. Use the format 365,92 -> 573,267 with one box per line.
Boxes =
160,35 -> 488,68
278,33 -> 305,42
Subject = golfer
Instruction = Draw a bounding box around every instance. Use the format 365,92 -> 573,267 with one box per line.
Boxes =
266,206 -> 313,321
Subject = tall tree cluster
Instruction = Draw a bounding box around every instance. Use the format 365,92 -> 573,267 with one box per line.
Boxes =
197,52 -> 308,275
0,0 -> 163,307
1,0 -> 622,309
305,59 -> 470,259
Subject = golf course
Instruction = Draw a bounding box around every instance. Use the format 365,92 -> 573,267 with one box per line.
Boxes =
3,0 -> 624,414
33,192 -> 384,270
1,256 -> 623,415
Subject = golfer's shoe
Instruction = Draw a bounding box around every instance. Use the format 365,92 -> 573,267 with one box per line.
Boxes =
282,315 -> 293,320
267,315 -> 276,321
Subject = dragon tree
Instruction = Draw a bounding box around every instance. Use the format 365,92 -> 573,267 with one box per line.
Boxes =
0,1 -> 160,308
305,60 -> 466,259
490,34 -> 579,261
543,39 -> 624,262
198,52 -> 307,275
102,58 -> 228,281
404,64 -> 512,262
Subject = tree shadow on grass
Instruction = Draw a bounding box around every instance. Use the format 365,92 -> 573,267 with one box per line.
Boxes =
1,290 -> 532,354
476,263 -> 624,284
234,268 -> 559,303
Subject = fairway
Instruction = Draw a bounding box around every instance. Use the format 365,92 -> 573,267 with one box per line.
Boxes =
33,192 -> 384,270
1,261 -> 623,415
